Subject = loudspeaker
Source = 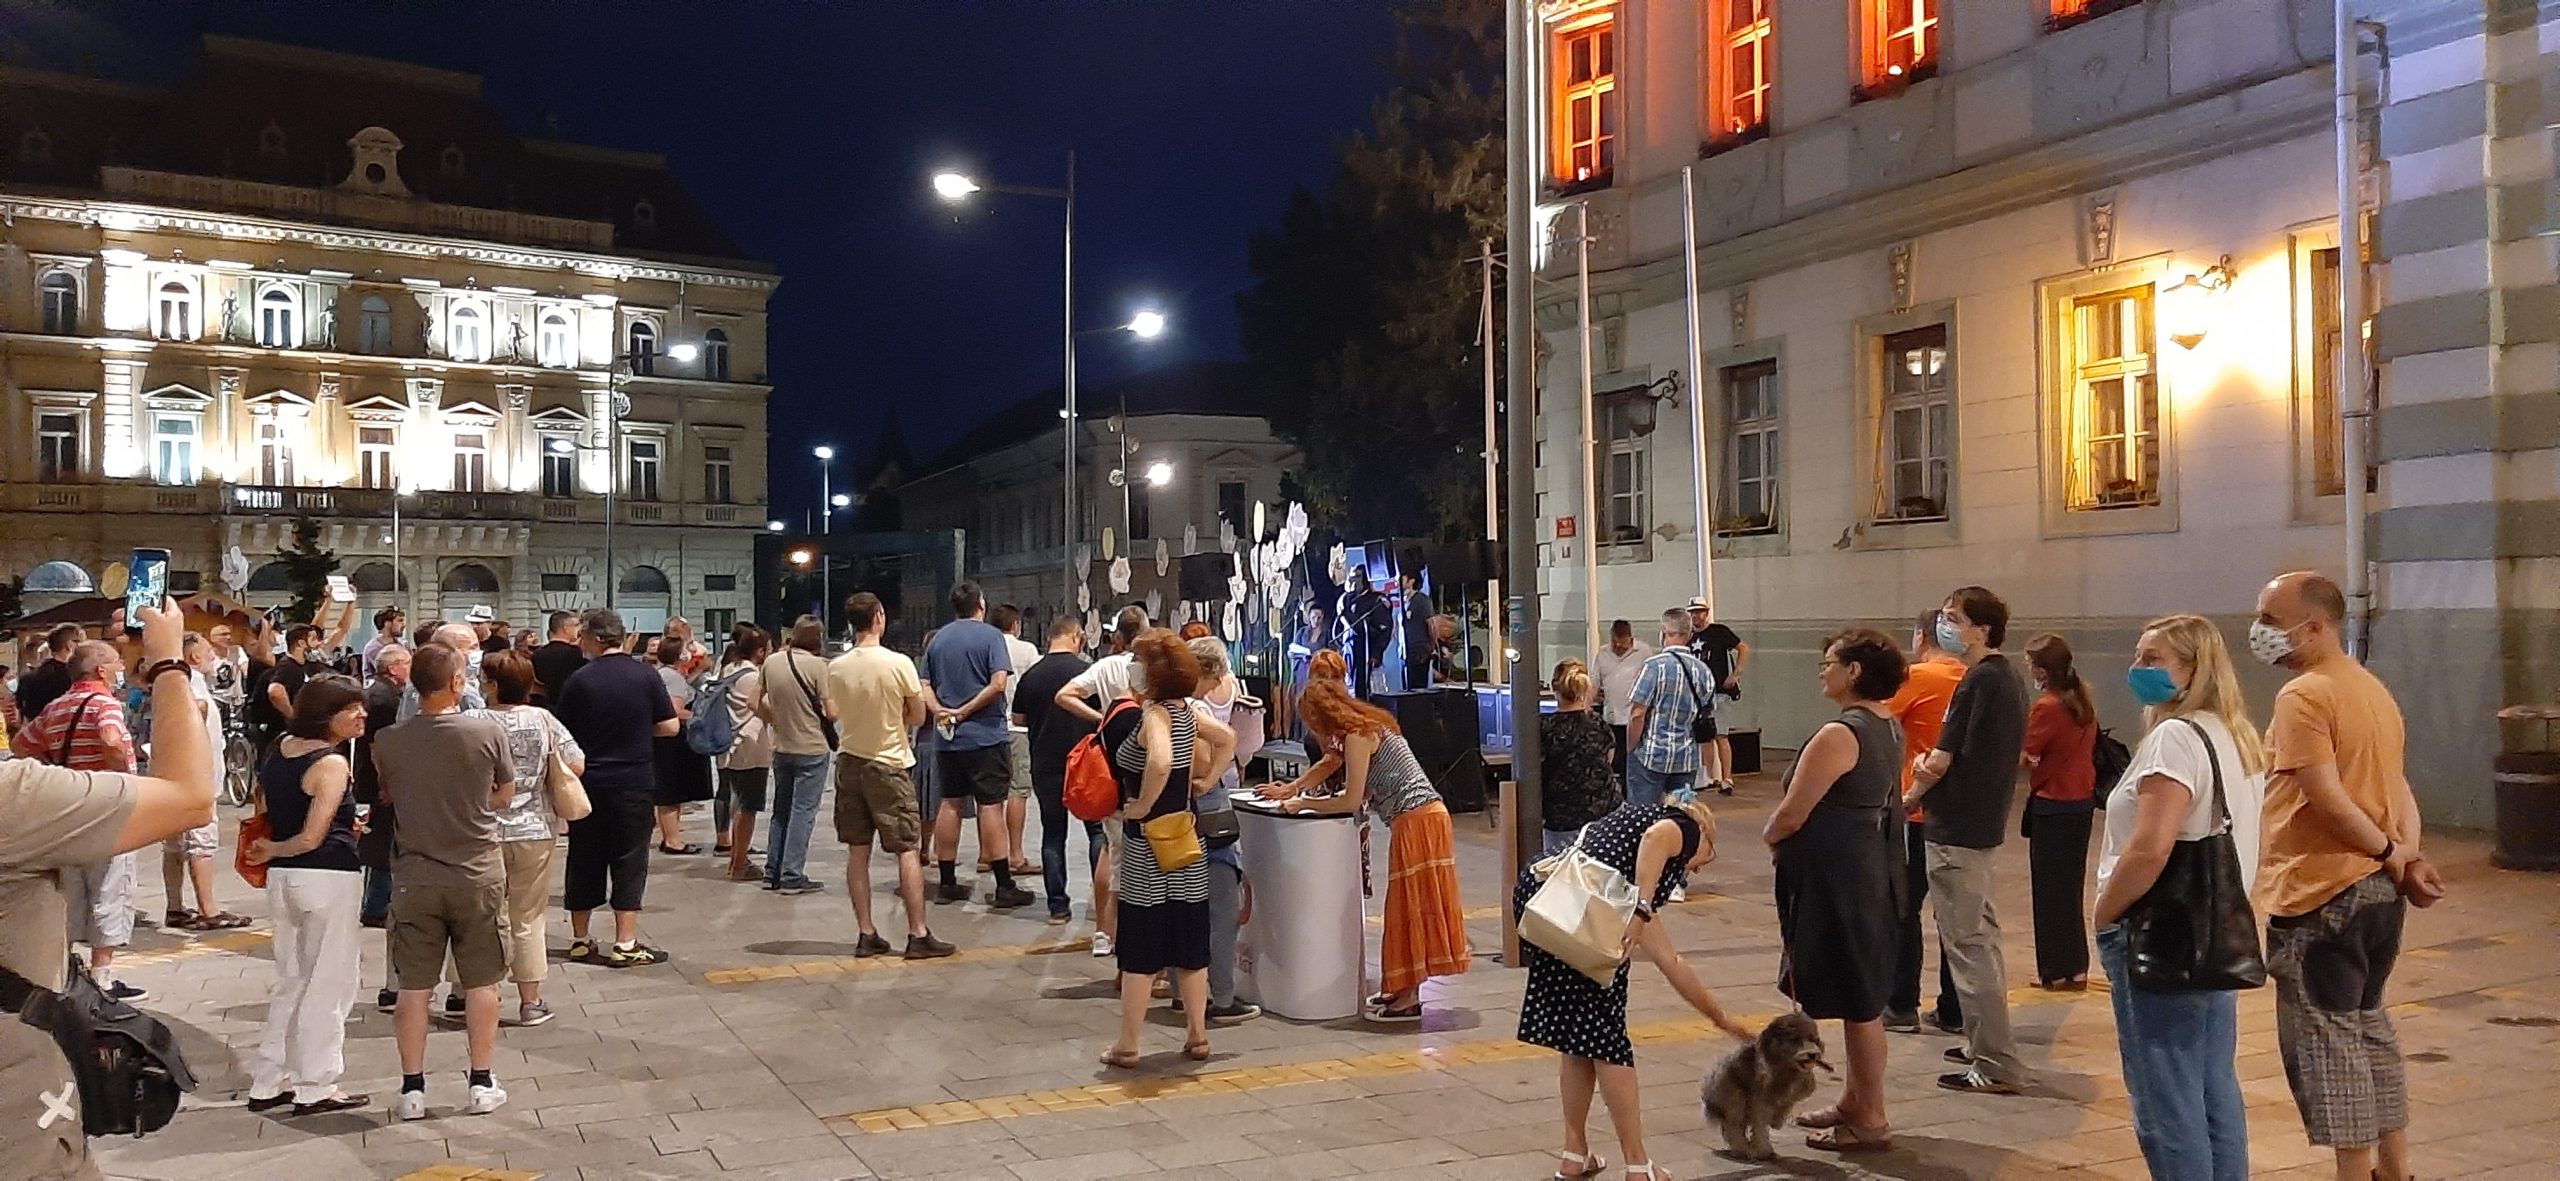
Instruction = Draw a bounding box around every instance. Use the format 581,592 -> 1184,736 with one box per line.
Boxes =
1382,687 -> 1485,813
1178,551 -> 1233,601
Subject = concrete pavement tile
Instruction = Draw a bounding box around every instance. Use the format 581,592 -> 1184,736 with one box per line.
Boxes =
1001,1148 -> 1161,1181
576,1113 -> 682,1142
1013,1120 -> 1187,1160
1133,1132 -> 1273,1170
849,1134 -> 1045,1178
579,1148 -> 722,1179
668,1103 -> 833,1139
706,1131 -> 866,1171
1330,1135 -> 1473,1171
1212,1149 -> 1356,1180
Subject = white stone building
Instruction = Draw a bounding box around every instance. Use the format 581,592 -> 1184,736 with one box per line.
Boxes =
1525,0 -> 2555,824
0,37 -> 779,640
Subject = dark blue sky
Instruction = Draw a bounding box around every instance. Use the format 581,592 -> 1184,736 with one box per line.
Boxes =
1,1 -> 1395,524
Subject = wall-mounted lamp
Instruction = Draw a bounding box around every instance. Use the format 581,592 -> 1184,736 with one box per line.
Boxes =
2161,255 -> 2235,350
1612,371 -> 1685,436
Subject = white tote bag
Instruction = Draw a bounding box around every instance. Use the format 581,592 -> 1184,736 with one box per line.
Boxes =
1519,828 -> 1641,984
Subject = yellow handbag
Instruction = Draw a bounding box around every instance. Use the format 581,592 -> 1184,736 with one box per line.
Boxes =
1141,810 -> 1205,873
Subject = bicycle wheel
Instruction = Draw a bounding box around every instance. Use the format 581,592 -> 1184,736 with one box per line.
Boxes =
221,736 -> 255,806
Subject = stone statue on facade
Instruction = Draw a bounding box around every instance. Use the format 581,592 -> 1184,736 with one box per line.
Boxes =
507,316 -> 529,363
319,296 -> 338,349
219,294 -> 239,341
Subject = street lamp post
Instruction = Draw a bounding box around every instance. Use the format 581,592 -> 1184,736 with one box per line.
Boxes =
814,445 -> 837,635
598,342 -> 694,610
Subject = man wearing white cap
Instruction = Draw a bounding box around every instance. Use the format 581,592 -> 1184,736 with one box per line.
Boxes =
1684,596 -> 1746,796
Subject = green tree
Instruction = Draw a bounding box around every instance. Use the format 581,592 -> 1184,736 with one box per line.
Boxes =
1238,0 -> 1503,541
0,575 -> 22,631
274,516 -> 338,625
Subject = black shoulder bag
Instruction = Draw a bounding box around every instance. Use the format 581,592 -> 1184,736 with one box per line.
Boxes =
1677,654 -> 1716,744
782,651 -> 838,750
2121,718 -> 2267,992
0,957 -> 197,1137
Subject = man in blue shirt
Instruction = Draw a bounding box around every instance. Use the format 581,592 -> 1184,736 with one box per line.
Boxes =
919,582 -> 1033,908
1626,608 -> 1711,807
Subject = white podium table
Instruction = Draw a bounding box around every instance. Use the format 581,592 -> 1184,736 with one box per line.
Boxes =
1233,800 -> 1365,1021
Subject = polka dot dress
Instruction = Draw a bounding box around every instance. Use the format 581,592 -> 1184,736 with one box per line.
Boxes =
1512,801 -> 1693,1067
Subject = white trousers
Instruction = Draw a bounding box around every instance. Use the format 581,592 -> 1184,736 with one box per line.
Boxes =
64,850 -> 139,950
250,868 -> 364,1103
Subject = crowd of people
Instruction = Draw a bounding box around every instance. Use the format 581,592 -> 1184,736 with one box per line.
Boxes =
1518,571 -> 2439,1181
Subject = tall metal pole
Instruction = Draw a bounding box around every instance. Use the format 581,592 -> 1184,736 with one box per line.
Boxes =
1574,202 -> 1599,661
1118,391 -> 1133,541
1061,151 -> 1080,622
1479,236 -> 1505,682
2335,5 -> 2372,659
819,455 -> 833,634
605,365 -> 619,609
1680,165 -> 1715,609
1502,0 -> 1544,877
390,490 -> 402,618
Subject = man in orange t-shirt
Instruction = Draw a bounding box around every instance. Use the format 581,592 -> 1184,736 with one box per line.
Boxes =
2254,571 -> 2439,1181
1881,610 -> 1966,1033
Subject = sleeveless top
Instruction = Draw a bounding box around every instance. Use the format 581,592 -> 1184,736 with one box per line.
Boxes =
1357,732 -> 1441,824
1107,700 -> 1197,828
1818,707 -> 1905,812
260,743 -> 360,872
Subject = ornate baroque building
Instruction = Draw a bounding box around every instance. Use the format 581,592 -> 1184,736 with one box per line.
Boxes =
0,37 -> 778,635
1524,0 -> 2555,825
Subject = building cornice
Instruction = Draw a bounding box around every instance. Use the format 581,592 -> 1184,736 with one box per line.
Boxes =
0,192 -> 781,293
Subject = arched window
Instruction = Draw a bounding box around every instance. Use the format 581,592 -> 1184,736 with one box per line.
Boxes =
618,565 -> 672,595
449,302 -> 485,362
39,272 -> 79,335
538,311 -> 574,367
349,561 -> 409,593
258,285 -> 298,348
702,328 -> 730,381
24,560 -> 94,595
358,295 -> 393,354
245,562 -> 292,593
626,321 -> 656,375
440,563 -> 501,594
156,280 -> 194,340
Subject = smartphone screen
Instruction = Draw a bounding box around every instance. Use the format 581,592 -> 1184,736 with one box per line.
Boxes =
127,548 -> 171,632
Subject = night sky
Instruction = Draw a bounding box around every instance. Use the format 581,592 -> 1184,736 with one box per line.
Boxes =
0,1 -> 1397,525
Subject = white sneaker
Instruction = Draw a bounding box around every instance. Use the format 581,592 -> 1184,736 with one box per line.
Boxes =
1090,932 -> 1114,958
1668,884 -> 1687,903
465,1081 -> 507,1115
394,1090 -> 428,1121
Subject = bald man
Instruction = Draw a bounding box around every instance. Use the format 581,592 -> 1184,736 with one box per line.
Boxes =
2251,570 -> 2439,1181
399,624 -> 487,720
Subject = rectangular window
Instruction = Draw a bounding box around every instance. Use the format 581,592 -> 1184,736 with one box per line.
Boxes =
358,426 -> 397,490
702,608 -> 736,646
1877,325 -> 1952,521
1550,12 -> 1618,188
1216,480 -> 1249,531
451,430 -> 488,492
538,315 -> 574,368
1598,396 -> 1650,545
1719,360 -> 1781,534
359,299 -> 394,354
156,287 -> 192,340
1707,0 -> 1775,144
2049,0 -> 2140,30
540,572 -> 580,593
703,574 -> 738,593
152,416 -> 197,485
541,444 -> 576,498
1130,484 -> 1151,542
1862,0 -> 1938,92
628,438 -> 662,502
2307,246 -> 2345,499
258,419 -> 295,486
2064,286 -> 2160,510
39,274 -> 79,335
37,411 -> 80,482
702,445 -> 733,504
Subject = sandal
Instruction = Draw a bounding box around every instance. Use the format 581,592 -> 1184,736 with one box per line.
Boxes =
291,1091 -> 370,1116
1098,1047 -> 1141,1070
1793,1105 -> 1845,1130
1367,1002 -> 1424,1024
198,912 -> 253,930
164,909 -> 199,930
1184,1039 -> 1212,1061
1805,1122 -> 1894,1152
1551,1149 -> 1607,1180
657,843 -> 704,856
1624,1164 -> 1671,1181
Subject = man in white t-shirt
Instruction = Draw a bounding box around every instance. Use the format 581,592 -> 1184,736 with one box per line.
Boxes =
1054,606 -> 1151,725
1589,618 -> 1651,771
988,605 -> 1044,879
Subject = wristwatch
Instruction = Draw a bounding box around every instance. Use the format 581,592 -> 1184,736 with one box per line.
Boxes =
142,659 -> 192,685
1632,902 -> 1656,922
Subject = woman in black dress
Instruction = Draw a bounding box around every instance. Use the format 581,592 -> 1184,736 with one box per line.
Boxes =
1515,795 -> 1750,1181
1761,628 -> 1908,1153
1098,631 -> 1235,1068
1537,660 -> 1621,856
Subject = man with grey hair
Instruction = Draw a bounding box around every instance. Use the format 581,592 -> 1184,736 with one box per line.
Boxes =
11,640 -> 149,1000
1623,608 -> 1712,808
399,623 -> 486,720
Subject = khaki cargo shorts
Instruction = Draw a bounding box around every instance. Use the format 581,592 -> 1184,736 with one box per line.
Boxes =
390,880 -> 506,992
835,753 -> 922,853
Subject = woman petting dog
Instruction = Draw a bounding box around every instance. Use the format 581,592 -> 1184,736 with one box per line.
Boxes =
1762,627 -> 1910,1153
1514,792 -> 1748,1181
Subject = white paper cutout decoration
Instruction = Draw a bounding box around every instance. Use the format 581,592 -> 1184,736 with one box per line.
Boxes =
221,546 -> 250,594
1109,557 -> 1131,594
1074,543 -> 1092,573
101,563 -> 129,600
1227,574 -> 1248,604
1183,523 -> 1199,554
1222,602 -> 1242,642
1153,538 -> 1170,577
1171,601 -> 1192,627
1101,528 -> 1117,562
1218,519 -> 1236,553
1144,588 -> 1163,621
1327,543 -> 1348,585
1285,503 -> 1310,546
1085,608 -> 1102,642
1076,581 -> 1091,612
1252,500 -> 1267,543
1269,606 -> 1285,638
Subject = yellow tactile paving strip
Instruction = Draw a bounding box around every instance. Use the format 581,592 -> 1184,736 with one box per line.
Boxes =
830,982 -> 2110,1135
119,928 -> 273,966
396,1165 -> 541,1181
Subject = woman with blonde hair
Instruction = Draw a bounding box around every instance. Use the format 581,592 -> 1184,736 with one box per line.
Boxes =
1261,649 -> 1470,1022
2090,614 -> 2268,1181
1538,659 -> 1621,856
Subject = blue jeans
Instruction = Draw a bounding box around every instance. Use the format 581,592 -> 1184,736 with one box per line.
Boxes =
765,752 -> 829,887
2098,925 -> 2249,1180
1622,761 -> 1693,807
360,866 -> 393,924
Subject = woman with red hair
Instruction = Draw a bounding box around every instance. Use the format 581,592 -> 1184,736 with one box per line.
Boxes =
1260,650 -> 1471,1021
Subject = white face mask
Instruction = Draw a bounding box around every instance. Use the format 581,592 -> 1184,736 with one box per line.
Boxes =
2247,619 -> 2300,666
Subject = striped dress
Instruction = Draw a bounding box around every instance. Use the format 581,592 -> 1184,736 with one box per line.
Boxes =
1110,701 -> 1212,975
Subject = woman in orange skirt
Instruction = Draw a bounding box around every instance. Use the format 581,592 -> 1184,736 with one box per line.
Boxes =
1262,651 -> 1470,1022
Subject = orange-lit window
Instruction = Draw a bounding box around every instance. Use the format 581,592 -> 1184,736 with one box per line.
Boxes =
1706,0 -> 1774,144
1550,12 -> 1617,188
2049,0 -> 2141,30
1863,0 -> 1938,92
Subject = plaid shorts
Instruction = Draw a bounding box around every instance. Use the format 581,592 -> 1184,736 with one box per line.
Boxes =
2266,871 -> 2408,1148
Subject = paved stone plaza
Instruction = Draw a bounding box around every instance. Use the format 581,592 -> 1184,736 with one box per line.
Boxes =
95,766 -> 2560,1181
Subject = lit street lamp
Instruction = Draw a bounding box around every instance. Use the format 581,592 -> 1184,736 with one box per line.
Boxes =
813,444 -> 839,633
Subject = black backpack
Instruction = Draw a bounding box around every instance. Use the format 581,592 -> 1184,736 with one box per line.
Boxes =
0,957 -> 197,1138
2093,727 -> 2134,795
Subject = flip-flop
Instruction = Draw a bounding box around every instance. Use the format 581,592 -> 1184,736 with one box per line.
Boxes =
1368,1003 -> 1424,1024
1793,1106 -> 1846,1130
1805,1122 -> 1893,1152
1098,1048 -> 1141,1070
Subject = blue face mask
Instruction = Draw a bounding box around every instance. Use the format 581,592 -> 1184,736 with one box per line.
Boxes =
2126,665 -> 2180,706
1933,618 -> 1969,656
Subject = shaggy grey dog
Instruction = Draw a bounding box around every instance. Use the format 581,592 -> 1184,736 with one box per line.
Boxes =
1701,1012 -> 1832,1160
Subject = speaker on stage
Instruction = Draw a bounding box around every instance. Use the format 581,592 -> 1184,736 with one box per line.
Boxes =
1178,551 -> 1233,601
1381,687 -> 1485,813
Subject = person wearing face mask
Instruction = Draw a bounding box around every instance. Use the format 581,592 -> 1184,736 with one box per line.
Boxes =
2249,571 -> 2438,1181
2089,614 -> 2268,1181
2019,634 -> 2099,991
11,641 -> 150,1002
1903,586 -> 2030,1096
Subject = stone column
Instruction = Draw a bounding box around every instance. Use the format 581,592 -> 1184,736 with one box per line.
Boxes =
2364,0 -> 2560,827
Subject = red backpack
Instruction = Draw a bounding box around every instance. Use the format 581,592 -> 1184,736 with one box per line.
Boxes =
1064,700 -> 1140,822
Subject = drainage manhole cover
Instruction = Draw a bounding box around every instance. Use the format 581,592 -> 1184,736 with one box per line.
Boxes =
2488,1015 -> 2560,1028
